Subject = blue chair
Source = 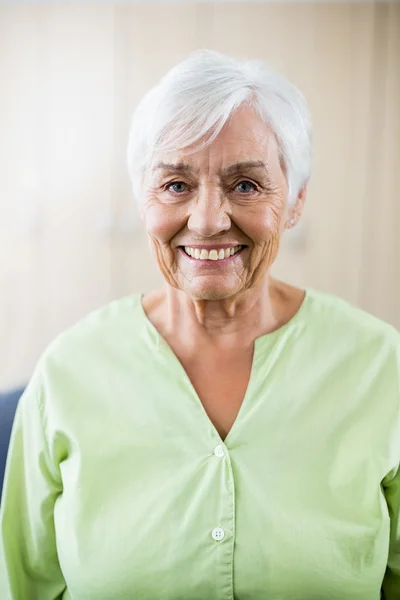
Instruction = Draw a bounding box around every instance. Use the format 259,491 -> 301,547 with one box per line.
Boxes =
0,388 -> 24,500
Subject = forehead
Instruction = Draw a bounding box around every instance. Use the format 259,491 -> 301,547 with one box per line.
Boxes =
150,107 -> 280,174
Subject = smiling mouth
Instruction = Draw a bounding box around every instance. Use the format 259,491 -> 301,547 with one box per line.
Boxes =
180,245 -> 246,262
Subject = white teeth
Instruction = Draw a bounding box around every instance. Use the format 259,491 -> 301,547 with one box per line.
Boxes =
184,246 -> 242,260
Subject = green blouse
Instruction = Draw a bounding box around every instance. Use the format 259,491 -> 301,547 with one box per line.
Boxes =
1,289 -> 400,599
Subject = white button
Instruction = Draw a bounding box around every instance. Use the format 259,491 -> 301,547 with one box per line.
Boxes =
212,527 -> 225,541
214,445 -> 224,458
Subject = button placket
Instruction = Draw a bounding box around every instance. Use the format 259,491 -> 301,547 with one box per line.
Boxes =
209,441 -> 235,599
211,446 -> 227,543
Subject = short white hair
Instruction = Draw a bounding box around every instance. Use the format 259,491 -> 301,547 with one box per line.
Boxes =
127,49 -> 312,207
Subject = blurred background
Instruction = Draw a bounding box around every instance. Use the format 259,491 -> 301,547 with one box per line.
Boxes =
0,1 -> 399,391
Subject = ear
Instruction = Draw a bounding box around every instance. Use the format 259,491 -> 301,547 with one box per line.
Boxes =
286,182 -> 307,229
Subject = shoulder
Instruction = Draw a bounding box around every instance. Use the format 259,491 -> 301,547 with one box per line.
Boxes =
305,288 -> 400,346
35,294 -> 147,380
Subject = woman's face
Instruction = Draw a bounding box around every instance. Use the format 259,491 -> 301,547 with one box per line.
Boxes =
142,107 -> 305,301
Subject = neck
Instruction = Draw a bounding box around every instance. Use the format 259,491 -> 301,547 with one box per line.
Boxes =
151,276 -> 294,353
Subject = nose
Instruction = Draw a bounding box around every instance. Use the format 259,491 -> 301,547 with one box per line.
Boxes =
187,187 -> 231,237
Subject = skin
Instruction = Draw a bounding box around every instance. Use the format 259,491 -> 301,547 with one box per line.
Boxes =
142,108 -> 306,348
140,106 -> 307,439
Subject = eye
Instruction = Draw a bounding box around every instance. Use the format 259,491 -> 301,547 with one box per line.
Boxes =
165,181 -> 188,194
234,180 -> 258,193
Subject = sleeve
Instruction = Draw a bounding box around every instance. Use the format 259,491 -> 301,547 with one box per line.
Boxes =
382,464 -> 400,598
382,340 -> 400,599
0,374 -> 66,599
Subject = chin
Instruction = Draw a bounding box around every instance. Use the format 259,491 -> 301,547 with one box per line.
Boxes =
182,281 -> 240,301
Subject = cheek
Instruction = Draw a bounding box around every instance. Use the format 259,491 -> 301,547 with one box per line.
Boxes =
241,201 -> 284,245
143,200 -> 184,244
260,211 -> 282,240
242,202 -> 285,286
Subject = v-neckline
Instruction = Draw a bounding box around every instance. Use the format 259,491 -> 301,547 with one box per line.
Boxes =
136,290 -> 311,446
154,334 -> 262,445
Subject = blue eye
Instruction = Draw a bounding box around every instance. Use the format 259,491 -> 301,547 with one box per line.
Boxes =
235,181 -> 257,193
166,181 -> 188,193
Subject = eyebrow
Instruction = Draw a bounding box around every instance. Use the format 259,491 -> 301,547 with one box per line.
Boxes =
153,162 -> 197,174
153,160 -> 267,176
221,161 -> 267,175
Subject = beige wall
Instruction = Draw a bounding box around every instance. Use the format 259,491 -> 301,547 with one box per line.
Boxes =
0,2 -> 399,389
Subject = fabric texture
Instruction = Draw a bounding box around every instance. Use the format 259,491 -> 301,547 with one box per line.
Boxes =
1,289 -> 400,600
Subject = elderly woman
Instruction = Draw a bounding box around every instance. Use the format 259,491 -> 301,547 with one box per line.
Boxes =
1,50 -> 399,600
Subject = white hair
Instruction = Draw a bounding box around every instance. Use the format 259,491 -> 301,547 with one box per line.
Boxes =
127,49 -> 312,207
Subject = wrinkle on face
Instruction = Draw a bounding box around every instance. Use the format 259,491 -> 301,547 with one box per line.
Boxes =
141,106 -> 295,302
